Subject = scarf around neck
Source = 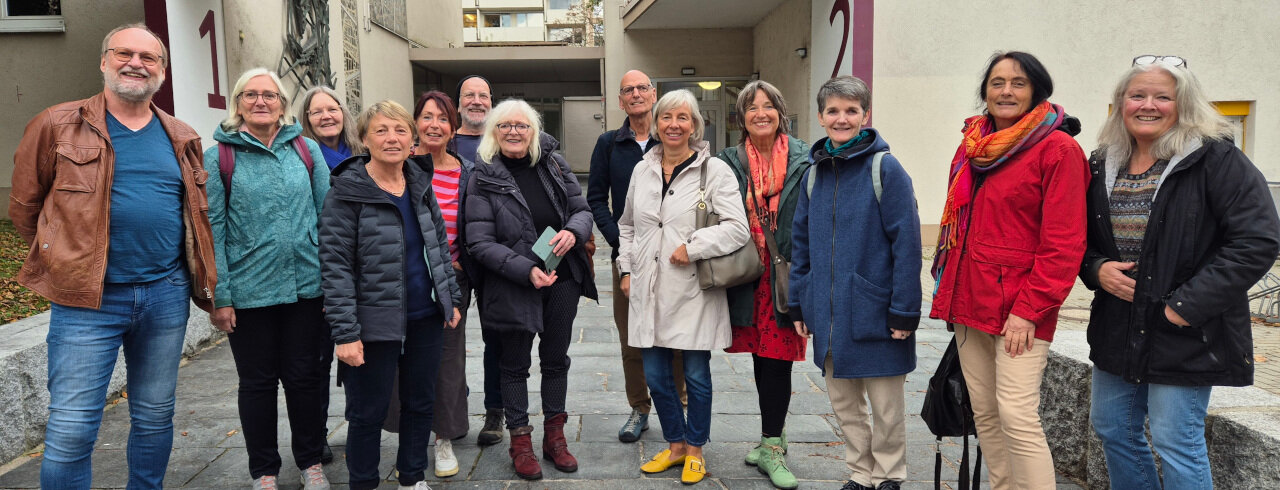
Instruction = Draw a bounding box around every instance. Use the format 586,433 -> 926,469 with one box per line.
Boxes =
932,101 -> 1065,279
745,135 -> 788,240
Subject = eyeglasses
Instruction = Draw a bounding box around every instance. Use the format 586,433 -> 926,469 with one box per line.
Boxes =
497,123 -> 531,134
621,84 -> 652,96
1132,55 -> 1187,68
240,91 -> 281,103
105,48 -> 164,67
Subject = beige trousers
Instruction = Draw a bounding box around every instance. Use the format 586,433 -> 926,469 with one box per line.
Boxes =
824,355 -> 907,486
954,323 -> 1055,490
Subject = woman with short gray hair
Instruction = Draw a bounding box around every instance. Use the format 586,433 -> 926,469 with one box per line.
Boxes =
716,80 -> 812,489
1083,57 -> 1280,490
620,89 -> 750,484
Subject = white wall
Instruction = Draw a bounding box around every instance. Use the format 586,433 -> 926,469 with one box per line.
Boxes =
806,0 -> 1280,225
753,0 -> 812,139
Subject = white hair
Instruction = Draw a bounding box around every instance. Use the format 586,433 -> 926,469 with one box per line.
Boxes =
221,68 -> 293,131
477,99 -> 544,164
1098,62 -> 1232,161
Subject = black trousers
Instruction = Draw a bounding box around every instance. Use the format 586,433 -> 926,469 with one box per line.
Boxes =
343,314 -> 444,489
498,278 -> 580,428
753,353 -> 794,437
227,297 -> 332,478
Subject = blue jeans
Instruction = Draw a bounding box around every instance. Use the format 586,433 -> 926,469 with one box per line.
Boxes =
42,268 -> 192,490
642,348 -> 712,446
1090,366 -> 1214,490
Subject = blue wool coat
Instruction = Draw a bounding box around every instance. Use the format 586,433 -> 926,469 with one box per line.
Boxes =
788,129 -> 921,378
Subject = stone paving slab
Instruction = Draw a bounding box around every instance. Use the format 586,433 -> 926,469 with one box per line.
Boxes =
0,241 -> 1083,489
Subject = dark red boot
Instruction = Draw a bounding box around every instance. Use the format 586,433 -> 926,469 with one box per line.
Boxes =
542,412 -> 578,472
509,426 -> 543,480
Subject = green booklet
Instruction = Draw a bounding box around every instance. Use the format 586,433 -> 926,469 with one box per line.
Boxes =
531,227 -> 563,272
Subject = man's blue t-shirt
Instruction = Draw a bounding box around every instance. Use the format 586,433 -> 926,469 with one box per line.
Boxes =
104,112 -> 185,283
453,134 -> 482,164
385,190 -> 438,320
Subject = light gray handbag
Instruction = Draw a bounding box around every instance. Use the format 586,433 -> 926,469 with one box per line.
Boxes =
694,161 -> 764,290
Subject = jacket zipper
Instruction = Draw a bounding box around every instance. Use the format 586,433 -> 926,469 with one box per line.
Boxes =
828,159 -> 838,360
85,119 -> 114,309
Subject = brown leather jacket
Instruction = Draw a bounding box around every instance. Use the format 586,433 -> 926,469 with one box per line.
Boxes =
8,92 -> 217,311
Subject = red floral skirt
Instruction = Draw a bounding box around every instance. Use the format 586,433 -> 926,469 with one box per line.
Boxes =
726,264 -> 807,361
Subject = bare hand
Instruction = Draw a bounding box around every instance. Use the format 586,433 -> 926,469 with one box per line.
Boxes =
337,340 -> 365,367
447,307 -> 462,328
530,267 -> 558,289
620,274 -> 631,297
452,260 -> 463,271
1001,313 -> 1036,357
1098,261 -> 1137,302
890,328 -> 911,340
669,244 -> 690,266
550,230 -> 577,256
1165,305 -> 1190,326
211,307 -> 236,333
793,321 -> 811,337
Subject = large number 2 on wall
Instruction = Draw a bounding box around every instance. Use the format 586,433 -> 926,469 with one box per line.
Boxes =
199,10 -> 227,110
829,0 -> 849,78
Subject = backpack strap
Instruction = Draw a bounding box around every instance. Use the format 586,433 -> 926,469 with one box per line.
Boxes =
218,143 -> 235,201
805,150 -> 890,202
219,138 -> 316,201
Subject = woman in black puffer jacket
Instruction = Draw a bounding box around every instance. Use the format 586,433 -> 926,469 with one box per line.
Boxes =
1080,57 -> 1279,490
464,98 -> 597,480
318,100 -> 462,490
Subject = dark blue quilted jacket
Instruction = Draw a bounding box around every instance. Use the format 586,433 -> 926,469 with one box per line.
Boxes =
320,154 -> 463,344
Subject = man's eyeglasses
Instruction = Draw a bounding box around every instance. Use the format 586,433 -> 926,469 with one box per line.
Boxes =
497,123 -> 531,134
1132,55 -> 1187,68
240,91 -> 281,103
461,92 -> 491,101
621,84 -> 652,96
105,48 -> 164,67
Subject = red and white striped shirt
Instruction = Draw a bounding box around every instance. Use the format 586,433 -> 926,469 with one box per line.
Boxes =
432,167 -> 463,261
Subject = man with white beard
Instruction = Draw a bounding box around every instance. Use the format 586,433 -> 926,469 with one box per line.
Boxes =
451,75 -> 493,164
9,23 -> 215,489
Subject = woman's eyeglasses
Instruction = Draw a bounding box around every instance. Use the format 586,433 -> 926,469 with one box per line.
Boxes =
1132,55 -> 1187,68
498,123 -> 531,134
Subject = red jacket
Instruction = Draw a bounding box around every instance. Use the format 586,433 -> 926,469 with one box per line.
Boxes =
929,130 -> 1089,341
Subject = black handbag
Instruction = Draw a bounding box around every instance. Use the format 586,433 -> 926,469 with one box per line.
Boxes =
921,337 -> 982,490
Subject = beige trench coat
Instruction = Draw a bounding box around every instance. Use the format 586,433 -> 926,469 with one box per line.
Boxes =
617,141 -> 750,351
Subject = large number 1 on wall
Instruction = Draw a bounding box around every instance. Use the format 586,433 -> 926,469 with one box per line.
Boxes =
199,10 -> 226,110
829,0 -> 849,78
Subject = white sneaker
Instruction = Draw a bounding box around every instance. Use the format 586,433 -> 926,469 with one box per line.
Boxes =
252,475 -> 278,490
398,482 -> 432,490
300,463 -> 330,490
434,438 -> 460,477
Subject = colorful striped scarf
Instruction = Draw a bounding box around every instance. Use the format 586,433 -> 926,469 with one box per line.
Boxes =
932,101 -> 1065,280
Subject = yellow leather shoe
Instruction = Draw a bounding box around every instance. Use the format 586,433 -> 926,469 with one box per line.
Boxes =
681,456 -> 707,484
640,449 -> 686,474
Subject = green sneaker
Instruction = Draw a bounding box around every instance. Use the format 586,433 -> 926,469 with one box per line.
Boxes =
756,437 -> 798,489
745,431 -> 788,466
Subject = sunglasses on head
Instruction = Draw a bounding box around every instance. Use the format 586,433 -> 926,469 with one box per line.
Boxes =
1132,55 -> 1187,68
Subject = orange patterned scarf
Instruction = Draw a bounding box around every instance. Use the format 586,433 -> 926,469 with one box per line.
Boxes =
745,135 -> 789,259
932,101 -> 1065,278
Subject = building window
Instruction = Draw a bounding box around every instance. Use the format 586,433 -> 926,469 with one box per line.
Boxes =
548,26 -> 583,44
515,13 -> 527,27
484,13 -> 513,27
463,11 -> 477,28
1214,101 -> 1251,153
548,0 -> 579,9
1,0 -> 64,32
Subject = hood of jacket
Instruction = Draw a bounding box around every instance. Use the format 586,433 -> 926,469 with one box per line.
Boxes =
809,128 -> 890,164
213,122 -> 304,150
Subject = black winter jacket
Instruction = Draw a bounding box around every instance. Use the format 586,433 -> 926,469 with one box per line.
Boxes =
1081,138 -> 1280,386
465,139 -> 598,333
587,119 -> 656,258
320,154 -> 463,344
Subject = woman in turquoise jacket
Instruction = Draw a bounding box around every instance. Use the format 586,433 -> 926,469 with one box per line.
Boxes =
203,68 -> 333,490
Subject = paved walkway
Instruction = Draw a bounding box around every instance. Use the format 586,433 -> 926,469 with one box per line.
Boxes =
0,242 -> 1085,489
